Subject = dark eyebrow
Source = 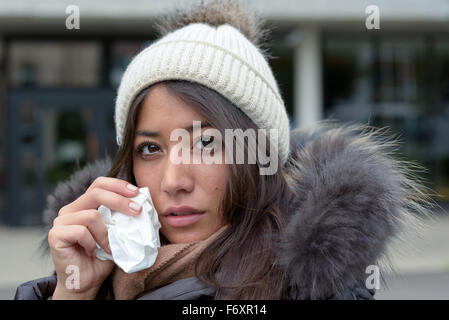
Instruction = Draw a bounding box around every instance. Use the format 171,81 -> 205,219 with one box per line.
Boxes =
135,122 -> 212,137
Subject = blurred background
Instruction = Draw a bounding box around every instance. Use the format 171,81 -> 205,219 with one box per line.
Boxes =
0,0 -> 448,299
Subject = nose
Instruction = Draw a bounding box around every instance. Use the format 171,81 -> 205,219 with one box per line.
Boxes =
161,152 -> 194,195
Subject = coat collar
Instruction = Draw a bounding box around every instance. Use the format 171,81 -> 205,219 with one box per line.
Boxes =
40,121 -> 435,299
278,121 -> 435,299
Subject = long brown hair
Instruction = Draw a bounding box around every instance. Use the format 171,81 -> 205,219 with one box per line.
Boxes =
107,80 -> 291,299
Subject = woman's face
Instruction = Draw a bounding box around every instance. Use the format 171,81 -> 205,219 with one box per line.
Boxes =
133,83 -> 229,244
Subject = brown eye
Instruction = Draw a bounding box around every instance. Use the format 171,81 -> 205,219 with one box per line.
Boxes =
137,142 -> 160,156
194,136 -> 215,150
202,136 -> 214,147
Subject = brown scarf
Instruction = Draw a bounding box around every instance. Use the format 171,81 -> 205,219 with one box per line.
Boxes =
111,225 -> 229,300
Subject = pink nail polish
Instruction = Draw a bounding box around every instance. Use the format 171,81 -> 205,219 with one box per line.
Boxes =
129,201 -> 141,213
126,184 -> 138,191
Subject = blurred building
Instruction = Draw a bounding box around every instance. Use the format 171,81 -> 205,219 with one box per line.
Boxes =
1,0 -> 449,226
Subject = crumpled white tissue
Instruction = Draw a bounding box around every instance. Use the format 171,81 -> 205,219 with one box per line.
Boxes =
95,187 -> 161,274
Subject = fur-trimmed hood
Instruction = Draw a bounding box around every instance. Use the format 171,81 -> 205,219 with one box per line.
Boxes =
39,121 -> 434,300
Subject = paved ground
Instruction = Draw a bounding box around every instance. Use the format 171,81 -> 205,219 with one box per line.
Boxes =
375,271 -> 449,300
1,213 -> 448,300
0,225 -> 54,299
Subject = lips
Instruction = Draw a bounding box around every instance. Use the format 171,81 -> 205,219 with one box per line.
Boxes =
162,206 -> 205,227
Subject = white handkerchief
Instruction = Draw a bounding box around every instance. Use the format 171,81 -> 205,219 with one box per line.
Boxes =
95,187 -> 161,274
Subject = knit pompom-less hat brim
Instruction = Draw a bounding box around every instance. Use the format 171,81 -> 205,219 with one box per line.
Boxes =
114,8 -> 290,164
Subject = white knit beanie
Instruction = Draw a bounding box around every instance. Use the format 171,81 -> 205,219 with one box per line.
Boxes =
115,21 -> 290,164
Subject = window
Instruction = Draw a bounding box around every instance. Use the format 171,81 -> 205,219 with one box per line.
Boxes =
323,35 -> 449,201
8,41 -> 101,88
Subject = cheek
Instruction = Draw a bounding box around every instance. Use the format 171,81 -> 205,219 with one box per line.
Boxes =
133,161 -> 160,194
209,166 -> 229,222
202,164 -> 228,198
133,161 -> 166,214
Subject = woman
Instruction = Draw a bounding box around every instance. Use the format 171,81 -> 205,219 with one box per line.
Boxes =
15,0 -> 433,300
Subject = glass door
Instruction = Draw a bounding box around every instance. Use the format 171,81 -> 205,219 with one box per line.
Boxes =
6,89 -> 115,226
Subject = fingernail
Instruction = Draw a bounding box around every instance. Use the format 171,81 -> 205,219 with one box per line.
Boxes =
126,184 -> 138,191
129,201 -> 141,213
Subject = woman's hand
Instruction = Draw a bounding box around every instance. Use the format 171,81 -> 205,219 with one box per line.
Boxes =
48,177 -> 142,299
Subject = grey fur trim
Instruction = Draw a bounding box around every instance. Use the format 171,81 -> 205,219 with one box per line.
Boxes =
279,120 -> 437,299
39,157 -> 113,253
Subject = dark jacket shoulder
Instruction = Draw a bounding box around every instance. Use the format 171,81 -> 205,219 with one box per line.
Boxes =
14,275 -> 214,300
14,274 -> 373,300
14,276 -> 57,300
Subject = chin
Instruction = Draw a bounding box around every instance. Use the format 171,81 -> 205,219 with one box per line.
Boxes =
162,228 -> 212,244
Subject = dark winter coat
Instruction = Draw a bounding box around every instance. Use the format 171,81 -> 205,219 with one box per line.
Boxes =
14,121 -> 431,300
